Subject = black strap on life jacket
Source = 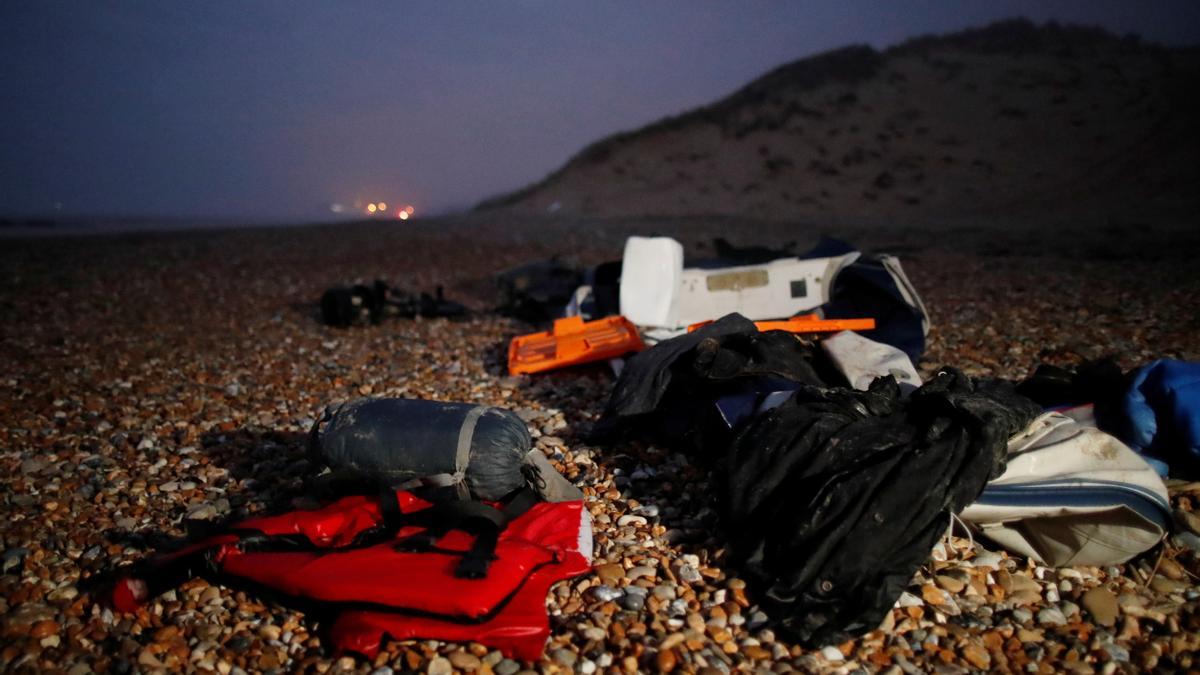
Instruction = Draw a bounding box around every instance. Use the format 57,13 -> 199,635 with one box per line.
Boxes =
379,487 -> 540,579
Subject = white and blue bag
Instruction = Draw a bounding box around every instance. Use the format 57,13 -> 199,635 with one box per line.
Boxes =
962,407 -> 1170,566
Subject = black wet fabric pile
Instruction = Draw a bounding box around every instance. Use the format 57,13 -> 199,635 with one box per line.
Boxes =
596,314 -> 828,456
724,370 -> 1038,644
598,314 -> 1041,645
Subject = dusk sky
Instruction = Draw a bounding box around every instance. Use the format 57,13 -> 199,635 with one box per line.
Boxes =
3,1 -> 1198,221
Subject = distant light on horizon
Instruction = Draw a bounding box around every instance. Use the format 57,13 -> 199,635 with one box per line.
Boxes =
398,210 -> 409,220
404,205 -> 415,215
366,203 -> 377,213
378,201 -> 387,211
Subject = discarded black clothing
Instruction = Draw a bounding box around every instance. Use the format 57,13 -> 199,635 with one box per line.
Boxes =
1015,359 -> 1126,410
495,259 -> 585,323
596,318 -> 1040,644
724,370 -> 1039,645
595,314 -> 829,453
322,281 -> 391,327
320,281 -> 466,327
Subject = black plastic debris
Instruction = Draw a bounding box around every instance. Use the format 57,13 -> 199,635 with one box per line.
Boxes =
320,280 -> 466,327
495,258 -> 584,323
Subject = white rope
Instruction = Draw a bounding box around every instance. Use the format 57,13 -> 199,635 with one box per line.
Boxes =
949,510 -> 976,553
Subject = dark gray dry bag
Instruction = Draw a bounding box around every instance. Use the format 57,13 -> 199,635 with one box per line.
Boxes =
308,398 -> 580,502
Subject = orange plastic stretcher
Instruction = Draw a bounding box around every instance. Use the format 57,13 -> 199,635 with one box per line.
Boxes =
687,314 -> 876,333
508,315 -> 646,375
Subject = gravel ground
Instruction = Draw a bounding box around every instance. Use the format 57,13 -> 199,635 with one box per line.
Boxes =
2,217 -> 1200,674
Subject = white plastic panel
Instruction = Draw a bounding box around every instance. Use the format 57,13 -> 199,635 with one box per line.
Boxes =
619,236 -> 684,327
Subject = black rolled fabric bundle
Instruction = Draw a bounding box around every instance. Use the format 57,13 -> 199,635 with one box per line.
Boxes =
308,398 -> 532,501
724,369 -> 1040,645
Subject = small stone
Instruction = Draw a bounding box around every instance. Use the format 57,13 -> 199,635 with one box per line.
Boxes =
1037,607 -> 1067,626
1007,574 -> 1040,594
1017,628 -> 1044,643
1010,590 -> 1042,606
1159,558 -> 1186,581
495,659 -> 520,675
743,645 -> 771,660
1150,575 -> 1188,594
596,563 -> 624,585
660,633 -> 685,650
820,645 -> 845,662
969,551 -> 1002,569
1101,642 -> 1130,662
961,642 -> 990,669
550,649 -> 577,668
427,656 -> 452,675
896,591 -> 923,607
47,585 -> 78,602
1082,588 -> 1119,626
30,620 -> 60,639
39,634 -> 61,648
1175,508 -> 1200,535
2,548 -> 30,573
187,503 -> 220,521
620,592 -> 646,611
627,565 -> 656,581
922,583 -> 952,607
138,649 -> 165,669
895,655 -> 922,675
1061,600 -> 1081,619
656,649 -> 677,672
652,584 -> 676,600
935,575 -> 966,593
1012,607 -> 1033,624
591,585 -> 622,602
746,610 -> 769,629
225,635 -> 250,653
1057,568 -> 1084,581
677,564 -> 702,584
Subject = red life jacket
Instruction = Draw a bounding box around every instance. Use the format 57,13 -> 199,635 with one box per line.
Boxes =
110,490 -> 591,660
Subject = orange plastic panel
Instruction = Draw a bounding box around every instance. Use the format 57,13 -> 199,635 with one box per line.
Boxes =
687,315 -> 876,334
508,315 -> 646,375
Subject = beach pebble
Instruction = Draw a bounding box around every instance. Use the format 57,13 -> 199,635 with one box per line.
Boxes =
1083,588 -> 1119,626
820,646 -> 845,662
1038,607 -> 1068,626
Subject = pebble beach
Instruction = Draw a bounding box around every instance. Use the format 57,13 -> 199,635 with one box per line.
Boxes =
3,216 -> 1200,674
